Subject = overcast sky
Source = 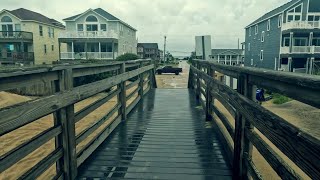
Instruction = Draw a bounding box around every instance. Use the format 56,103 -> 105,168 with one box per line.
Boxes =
2,0 -> 289,56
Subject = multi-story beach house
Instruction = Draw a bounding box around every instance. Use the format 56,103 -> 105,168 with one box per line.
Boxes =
137,43 -> 160,60
0,8 -> 65,65
244,0 -> 320,74
59,8 -> 137,60
210,49 -> 245,66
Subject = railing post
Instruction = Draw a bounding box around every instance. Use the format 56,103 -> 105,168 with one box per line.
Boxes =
149,60 -> 157,88
139,62 -> 144,98
188,61 -> 193,89
119,63 -> 127,121
196,62 -> 201,100
205,65 -> 215,121
232,73 -> 246,180
54,68 -> 77,180
242,75 -> 255,179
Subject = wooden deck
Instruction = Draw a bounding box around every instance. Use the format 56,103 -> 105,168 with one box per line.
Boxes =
77,89 -> 232,179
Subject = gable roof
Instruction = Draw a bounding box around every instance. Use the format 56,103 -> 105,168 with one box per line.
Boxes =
5,8 -> 65,28
63,8 -> 119,21
138,43 -> 159,49
245,0 -> 301,28
211,49 -> 244,55
63,8 -> 136,31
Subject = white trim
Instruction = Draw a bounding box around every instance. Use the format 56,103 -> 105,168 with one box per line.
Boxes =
278,14 -> 283,28
84,14 -> 99,23
267,19 -> 271,31
283,37 -> 290,46
244,0 -> 302,28
260,50 -> 264,61
255,25 -> 258,35
251,59 -> 254,66
248,43 -> 251,51
286,3 -> 303,22
261,31 -> 265,42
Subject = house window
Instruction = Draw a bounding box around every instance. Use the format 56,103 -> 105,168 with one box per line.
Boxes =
287,4 -> 302,22
86,24 -> 98,31
52,45 -> 54,51
15,24 -> 21,31
261,31 -> 265,42
260,50 -> 264,61
44,45 -> 47,54
1,16 -> 12,22
267,19 -> 270,31
278,14 -> 282,27
255,25 -> 258,35
48,28 -> 54,38
86,15 -> 98,22
249,27 -> 251,36
39,25 -> 43,36
248,43 -> 251,51
100,24 -> 107,31
294,38 -> 307,46
312,38 -> 320,46
283,37 -> 290,46
251,59 -> 254,66
77,24 -> 84,31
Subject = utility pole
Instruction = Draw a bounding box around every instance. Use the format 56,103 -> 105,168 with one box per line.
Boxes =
164,36 -> 167,63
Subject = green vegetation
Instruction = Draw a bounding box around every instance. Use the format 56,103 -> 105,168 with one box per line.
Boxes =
116,53 -> 139,61
272,93 -> 292,105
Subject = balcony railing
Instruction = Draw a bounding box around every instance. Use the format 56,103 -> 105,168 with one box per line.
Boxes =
0,52 -> 34,62
280,46 -> 320,54
60,52 -> 115,60
59,30 -> 119,39
282,21 -> 320,31
0,31 -> 33,41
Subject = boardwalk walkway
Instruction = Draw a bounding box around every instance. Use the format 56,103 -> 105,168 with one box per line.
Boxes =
77,89 -> 232,179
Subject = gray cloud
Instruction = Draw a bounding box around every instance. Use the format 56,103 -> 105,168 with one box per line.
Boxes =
2,0 -> 290,56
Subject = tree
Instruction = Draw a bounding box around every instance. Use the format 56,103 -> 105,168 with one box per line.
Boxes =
116,53 -> 139,61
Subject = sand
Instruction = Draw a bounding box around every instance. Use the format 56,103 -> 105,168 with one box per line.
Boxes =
0,84 -> 139,179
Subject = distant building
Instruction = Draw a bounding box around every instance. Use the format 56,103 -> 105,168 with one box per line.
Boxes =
137,43 -> 159,60
210,49 -> 244,66
159,49 -> 164,61
59,8 -> 137,61
245,0 -> 320,74
0,8 -> 65,65
195,35 -> 212,60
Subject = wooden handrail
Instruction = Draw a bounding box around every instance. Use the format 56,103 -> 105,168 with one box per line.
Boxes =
189,60 -> 320,180
0,60 -> 157,179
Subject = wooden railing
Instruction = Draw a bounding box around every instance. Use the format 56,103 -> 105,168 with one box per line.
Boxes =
0,60 -> 157,179
188,59 -> 320,180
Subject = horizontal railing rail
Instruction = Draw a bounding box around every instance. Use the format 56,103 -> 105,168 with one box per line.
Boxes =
0,59 -> 156,179
188,59 -> 320,180
0,31 -> 33,40
59,30 -> 119,39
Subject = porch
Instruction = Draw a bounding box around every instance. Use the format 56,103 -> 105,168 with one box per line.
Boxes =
0,42 -> 34,64
60,41 -> 118,60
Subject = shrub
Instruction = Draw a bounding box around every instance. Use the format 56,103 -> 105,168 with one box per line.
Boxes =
272,93 -> 291,104
116,53 -> 139,61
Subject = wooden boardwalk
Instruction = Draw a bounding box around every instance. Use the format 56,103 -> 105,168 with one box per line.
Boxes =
77,89 -> 232,179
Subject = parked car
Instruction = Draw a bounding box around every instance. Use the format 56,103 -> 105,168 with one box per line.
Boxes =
156,66 -> 182,75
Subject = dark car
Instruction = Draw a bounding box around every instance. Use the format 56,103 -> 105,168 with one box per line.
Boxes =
156,66 -> 183,75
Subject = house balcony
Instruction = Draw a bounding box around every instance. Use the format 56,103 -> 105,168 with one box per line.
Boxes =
282,21 -> 320,31
0,52 -> 34,64
280,46 -> 320,54
0,31 -> 33,42
60,52 -> 117,60
59,30 -> 119,41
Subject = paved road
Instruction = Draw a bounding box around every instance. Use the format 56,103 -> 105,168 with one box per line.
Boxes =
155,61 -> 190,89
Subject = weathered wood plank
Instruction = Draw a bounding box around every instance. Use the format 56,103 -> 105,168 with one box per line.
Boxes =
0,64 -> 154,136
211,104 -> 235,138
246,129 -> 302,180
0,126 -> 62,172
143,85 -> 151,96
191,65 -> 320,179
76,116 -> 121,166
126,78 -> 140,90
244,155 -> 263,180
127,87 -> 140,100
0,71 -> 58,91
119,63 -> 127,121
72,65 -> 120,78
74,89 -> 120,123
200,87 -> 206,97
211,91 -> 236,118
19,148 -> 63,180
126,96 -> 141,116
76,103 -> 121,145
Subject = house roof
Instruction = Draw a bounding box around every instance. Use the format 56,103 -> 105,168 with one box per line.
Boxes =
63,8 -> 136,31
211,49 -> 244,55
138,43 -> 159,49
246,0 -> 301,28
7,8 -> 65,28
63,8 -> 119,21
